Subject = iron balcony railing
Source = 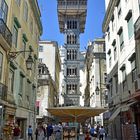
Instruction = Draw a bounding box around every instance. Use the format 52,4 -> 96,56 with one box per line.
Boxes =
0,82 -> 7,101
58,1 -> 87,10
0,18 -> 12,47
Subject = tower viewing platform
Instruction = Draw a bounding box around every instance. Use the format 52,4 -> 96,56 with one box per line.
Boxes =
57,0 -> 87,33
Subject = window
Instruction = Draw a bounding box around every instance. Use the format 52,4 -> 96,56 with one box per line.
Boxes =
118,28 -> 124,51
22,34 -> 28,57
23,1 -> 28,21
67,84 -> 77,94
108,49 -> 111,67
131,60 -> 136,82
39,46 -> 43,52
36,101 -> 40,115
67,20 -> 77,29
19,74 -> 24,96
129,53 -> 136,82
109,79 -> 113,97
114,74 -> 118,93
38,66 -> 46,75
139,0 -> 140,12
67,35 -> 77,44
104,73 -> 107,84
112,40 -> 117,60
12,17 -> 21,48
117,0 -> 121,19
15,0 -> 21,6
12,25 -> 18,48
67,68 -> 77,76
107,27 -> 110,41
125,11 -> 134,39
0,0 -> 8,22
120,65 -> 127,91
0,52 -> 3,80
67,50 -> 77,60
8,70 -> 14,93
111,15 -> 115,32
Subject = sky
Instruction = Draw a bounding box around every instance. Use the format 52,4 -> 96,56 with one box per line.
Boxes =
38,0 -> 105,51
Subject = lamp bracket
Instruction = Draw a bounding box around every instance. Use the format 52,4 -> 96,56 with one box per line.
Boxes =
8,50 -> 33,60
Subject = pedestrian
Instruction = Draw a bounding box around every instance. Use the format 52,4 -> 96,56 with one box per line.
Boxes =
47,123 -> 53,140
36,124 -> 45,140
28,125 -> 33,140
85,132 -> 91,140
13,124 -> 21,140
54,122 -> 62,140
99,126 -> 106,140
90,125 -> 97,140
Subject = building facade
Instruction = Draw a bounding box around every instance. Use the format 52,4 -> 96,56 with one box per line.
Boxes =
57,0 -> 87,106
84,39 -> 107,125
0,0 -> 42,139
103,0 -> 140,139
37,41 -> 61,122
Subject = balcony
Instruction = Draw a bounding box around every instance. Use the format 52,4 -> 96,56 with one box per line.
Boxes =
135,16 -> 140,39
0,18 -> 12,49
57,0 -> 87,33
38,74 -> 49,86
0,82 -> 7,101
58,1 -> 87,12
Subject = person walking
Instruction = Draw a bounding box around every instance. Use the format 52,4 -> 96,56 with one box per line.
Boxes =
90,125 -> 97,140
28,125 -> 33,140
85,132 -> 91,140
36,125 -> 45,140
99,126 -> 106,140
13,124 -> 21,140
47,123 -> 53,140
54,122 -> 62,140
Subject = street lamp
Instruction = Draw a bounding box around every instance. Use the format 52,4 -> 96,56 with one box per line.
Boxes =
95,85 -> 100,95
26,55 -> 34,70
95,82 -> 109,106
8,49 -> 34,70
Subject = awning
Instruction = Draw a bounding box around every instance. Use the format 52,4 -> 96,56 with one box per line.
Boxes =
121,101 -> 137,112
109,107 -> 120,122
46,106 -> 107,123
109,101 -> 137,122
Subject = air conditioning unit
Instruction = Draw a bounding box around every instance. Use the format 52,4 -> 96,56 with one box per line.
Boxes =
134,80 -> 138,91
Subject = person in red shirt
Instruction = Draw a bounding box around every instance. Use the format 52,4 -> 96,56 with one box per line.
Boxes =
85,132 -> 91,140
13,124 -> 21,140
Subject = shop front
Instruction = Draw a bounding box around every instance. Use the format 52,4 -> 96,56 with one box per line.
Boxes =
3,105 -> 16,140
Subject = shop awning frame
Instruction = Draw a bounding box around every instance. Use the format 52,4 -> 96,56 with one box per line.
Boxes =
46,106 -> 107,123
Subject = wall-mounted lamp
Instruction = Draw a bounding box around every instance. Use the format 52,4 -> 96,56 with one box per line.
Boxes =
8,49 -> 34,70
95,85 -> 100,95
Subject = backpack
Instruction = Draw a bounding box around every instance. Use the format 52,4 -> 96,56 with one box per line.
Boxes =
90,128 -> 94,136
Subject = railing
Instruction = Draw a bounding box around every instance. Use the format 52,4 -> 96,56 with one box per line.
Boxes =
0,82 -> 7,100
58,1 -> 87,9
0,18 -> 12,47
38,74 -> 49,80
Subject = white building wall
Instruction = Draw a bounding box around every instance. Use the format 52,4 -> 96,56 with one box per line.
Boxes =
39,41 -> 56,81
37,86 -> 49,117
59,46 -> 65,105
104,0 -> 139,105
